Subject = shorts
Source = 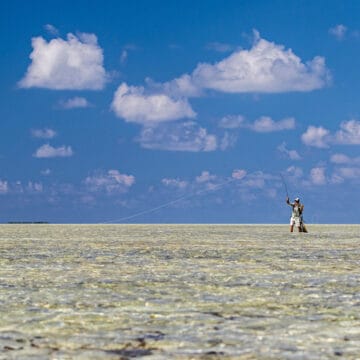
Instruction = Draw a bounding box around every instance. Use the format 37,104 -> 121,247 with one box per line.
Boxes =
290,217 -> 301,227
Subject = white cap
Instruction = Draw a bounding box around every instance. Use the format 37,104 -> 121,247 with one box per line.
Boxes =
294,197 -> 300,202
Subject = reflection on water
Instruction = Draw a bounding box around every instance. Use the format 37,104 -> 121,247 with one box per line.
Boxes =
0,224 -> 359,359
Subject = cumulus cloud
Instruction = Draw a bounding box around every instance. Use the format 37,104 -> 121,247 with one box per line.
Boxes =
310,167 -> 326,185
150,74 -> 202,98
31,128 -> 57,139
336,167 -> 360,179
161,178 -> 188,189
19,33 -> 107,90
330,153 -> 360,184
330,153 -> 360,165
0,180 -> 8,194
301,126 -> 330,148
250,116 -> 295,132
191,31 -> 329,93
33,144 -> 73,158
302,120 -> 360,148
195,171 -> 217,183
110,32 -> 329,154
277,142 -> 302,160
84,170 -> 135,193
112,32 -> 328,125
329,24 -> 347,40
219,115 -> 295,133
334,120 -> 360,145
218,115 -> 245,129
137,121 -> 217,152
111,83 -> 196,124
59,96 -> 91,109
286,165 -> 304,178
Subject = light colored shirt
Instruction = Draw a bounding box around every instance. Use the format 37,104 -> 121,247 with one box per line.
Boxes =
291,204 -> 302,218
287,201 -> 304,218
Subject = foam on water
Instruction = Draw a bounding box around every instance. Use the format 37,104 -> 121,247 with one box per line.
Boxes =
0,224 -> 359,359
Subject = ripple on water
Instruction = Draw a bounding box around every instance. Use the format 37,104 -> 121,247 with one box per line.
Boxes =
0,224 -> 359,358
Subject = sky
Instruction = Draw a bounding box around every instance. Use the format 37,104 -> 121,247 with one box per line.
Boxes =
1,0 -> 360,223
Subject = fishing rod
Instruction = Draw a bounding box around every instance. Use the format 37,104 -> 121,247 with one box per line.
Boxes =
280,173 -> 289,199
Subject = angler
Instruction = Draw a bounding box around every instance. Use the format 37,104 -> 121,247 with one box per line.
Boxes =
286,197 -> 307,233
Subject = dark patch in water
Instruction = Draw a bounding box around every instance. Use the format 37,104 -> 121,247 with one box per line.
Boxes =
105,348 -> 153,357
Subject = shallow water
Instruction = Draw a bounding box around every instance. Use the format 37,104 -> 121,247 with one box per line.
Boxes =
0,224 -> 359,359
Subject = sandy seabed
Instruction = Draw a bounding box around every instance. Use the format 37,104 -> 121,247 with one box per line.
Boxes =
0,224 -> 360,359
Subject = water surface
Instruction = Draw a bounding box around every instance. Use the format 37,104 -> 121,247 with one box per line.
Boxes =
0,225 -> 359,359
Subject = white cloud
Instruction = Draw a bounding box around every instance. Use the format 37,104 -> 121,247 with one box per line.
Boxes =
220,132 -> 237,150
242,171 -> 266,188
330,173 -> 344,184
219,115 -> 295,133
31,128 -> 57,139
330,153 -> 360,165
250,116 -> 295,132
330,153 -> 350,164
232,169 -> 247,179
302,120 -> 360,148
286,165 -> 304,178
33,144 -> 73,158
44,24 -> 59,36
147,74 -> 202,98
334,120 -> 360,145
27,181 -> 43,193
336,167 -> 360,179
277,142 -> 302,160
111,32 -> 328,129
120,50 -> 128,64
161,178 -> 188,189
137,121 -> 217,152
310,167 -> 326,185
329,24 -> 347,40
41,169 -> 51,176
111,83 -> 196,124
219,115 -> 245,129
119,44 -> 139,64
84,170 -> 135,193
195,171 -> 217,183
0,180 -> 8,194
19,33 -> 107,90
301,126 -> 330,148
59,96 -> 91,109
191,31 -> 329,93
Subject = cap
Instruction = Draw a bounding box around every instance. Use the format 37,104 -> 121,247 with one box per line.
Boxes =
294,197 -> 300,202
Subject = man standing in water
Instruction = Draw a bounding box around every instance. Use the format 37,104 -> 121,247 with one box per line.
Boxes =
286,197 -> 304,232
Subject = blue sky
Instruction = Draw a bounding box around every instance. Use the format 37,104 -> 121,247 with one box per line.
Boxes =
1,0 -> 360,223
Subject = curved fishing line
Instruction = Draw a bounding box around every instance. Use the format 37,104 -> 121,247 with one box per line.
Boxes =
280,173 -> 289,198
100,177 -> 238,224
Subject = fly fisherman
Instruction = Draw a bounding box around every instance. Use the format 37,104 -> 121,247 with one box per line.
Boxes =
286,197 -> 304,232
